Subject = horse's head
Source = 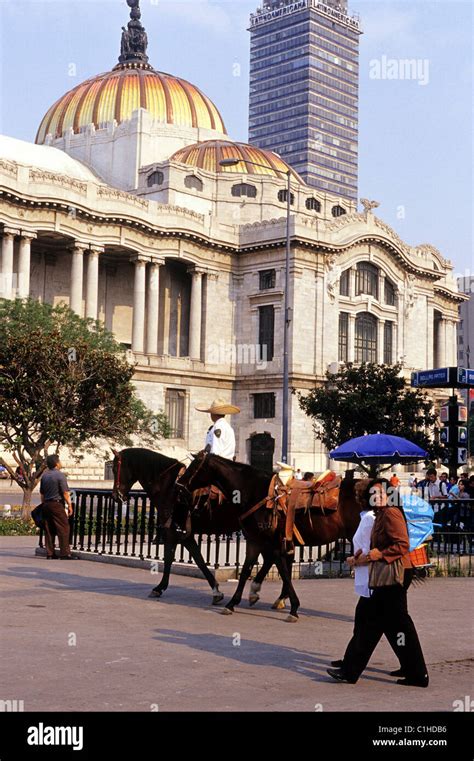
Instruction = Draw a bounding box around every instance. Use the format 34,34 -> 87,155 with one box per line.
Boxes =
175,449 -> 212,498
111,449 -> 136,502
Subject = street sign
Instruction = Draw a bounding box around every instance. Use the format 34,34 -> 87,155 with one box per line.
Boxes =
411,367 -> 474,389
457,367 -> 474,386
458,427 -> 467,444
411,368 -> 449,387
440,429 -> 449,444
458,448 -> 468,465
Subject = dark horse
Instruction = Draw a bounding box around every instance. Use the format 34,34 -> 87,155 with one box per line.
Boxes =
111,448 -> 286,606
112,448 -> 231,604
177,451 -> 363,621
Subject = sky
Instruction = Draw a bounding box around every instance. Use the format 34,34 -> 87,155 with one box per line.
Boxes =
0,0 -> 472,275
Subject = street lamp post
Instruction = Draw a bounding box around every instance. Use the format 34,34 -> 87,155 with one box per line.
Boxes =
220,157 -> 292,463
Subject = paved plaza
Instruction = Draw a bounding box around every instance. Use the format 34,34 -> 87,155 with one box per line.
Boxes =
1,537 -> 473,713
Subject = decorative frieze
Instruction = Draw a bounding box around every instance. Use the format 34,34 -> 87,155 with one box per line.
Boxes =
29,169 -> 88,194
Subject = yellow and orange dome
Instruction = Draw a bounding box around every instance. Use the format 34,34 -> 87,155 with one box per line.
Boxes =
35,65 -> 227,144
171,140 -> 303,182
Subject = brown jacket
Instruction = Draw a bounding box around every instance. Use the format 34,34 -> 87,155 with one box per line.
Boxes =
369,506 -> 413,569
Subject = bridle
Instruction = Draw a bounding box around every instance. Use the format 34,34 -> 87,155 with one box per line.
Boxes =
175,451 -> 209,497
113,453 -> 124,501
114,452 -> 186,501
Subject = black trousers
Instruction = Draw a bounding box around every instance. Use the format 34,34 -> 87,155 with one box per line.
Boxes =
343,571 -> 428,683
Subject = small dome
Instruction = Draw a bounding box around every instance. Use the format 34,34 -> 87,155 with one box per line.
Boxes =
35,65 -> 227,144
171,140 -> 304,183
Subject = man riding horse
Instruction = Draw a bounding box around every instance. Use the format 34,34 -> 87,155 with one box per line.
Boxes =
171,397 -> 240,533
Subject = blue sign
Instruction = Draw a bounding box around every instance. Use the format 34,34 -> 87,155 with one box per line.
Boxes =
458,367 -> 474,386
411,368 -> 449,387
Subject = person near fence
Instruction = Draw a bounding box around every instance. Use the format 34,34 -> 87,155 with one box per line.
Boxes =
327,478 -> 429,688
40,455 -> 77,560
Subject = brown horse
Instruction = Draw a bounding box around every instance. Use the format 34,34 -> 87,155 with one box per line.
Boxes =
176,451 -> 364,620
111,447 -> 288,606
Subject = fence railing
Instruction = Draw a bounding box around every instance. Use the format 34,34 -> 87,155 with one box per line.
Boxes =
38,489 -> 474,577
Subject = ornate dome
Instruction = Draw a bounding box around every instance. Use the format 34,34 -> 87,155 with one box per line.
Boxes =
35,65 -> 227,145
171,140 -> 304,182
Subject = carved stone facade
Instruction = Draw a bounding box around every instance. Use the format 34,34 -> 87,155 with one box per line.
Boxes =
0,137 -> 465,478
0,0 -> 466,478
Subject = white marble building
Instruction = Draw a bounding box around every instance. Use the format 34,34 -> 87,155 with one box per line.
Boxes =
0,2 -> 465,478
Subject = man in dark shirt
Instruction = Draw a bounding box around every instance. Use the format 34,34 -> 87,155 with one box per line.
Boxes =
40,454 -> 77,560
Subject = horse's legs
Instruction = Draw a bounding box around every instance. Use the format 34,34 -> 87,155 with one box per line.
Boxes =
183,535 -> 224,605
248,546 -> 274,606
223,541 -> 262,614
271,554 -> 295,610
273,551 -> 300,622
149,530 -> 176,598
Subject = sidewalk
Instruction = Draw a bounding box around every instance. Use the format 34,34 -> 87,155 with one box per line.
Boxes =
1,537 -> 472,712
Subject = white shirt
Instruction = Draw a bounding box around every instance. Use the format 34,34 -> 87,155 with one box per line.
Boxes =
205,417 -> 236,460
427,479 -> 448,498
352,509 -> 375,598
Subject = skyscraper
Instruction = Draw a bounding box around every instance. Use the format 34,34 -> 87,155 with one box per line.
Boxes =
249,0 -> 362,201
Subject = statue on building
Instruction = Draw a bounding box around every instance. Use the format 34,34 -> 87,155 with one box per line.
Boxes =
360,198 -> 380,214
117,0 -> 150,67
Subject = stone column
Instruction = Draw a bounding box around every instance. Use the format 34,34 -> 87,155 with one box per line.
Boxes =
17,232 -> 36,299
188,267 -> 204,360
70,245 -> 85,316
131,255 -> 149,354
377,319 -> 385,364
446,320 -> 456,366
146,258 -> 164,355
348,313 -> 356,363
438,317 -> 446,368
1,228 -> 19,299
85,247 -> 102,320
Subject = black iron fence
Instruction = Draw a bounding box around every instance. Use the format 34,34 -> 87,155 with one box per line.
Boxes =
37,489 -> 474,577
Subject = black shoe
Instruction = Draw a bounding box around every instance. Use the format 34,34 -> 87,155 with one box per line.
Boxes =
331,660 -> 344,668
46,555 -> 59,559
326,668 -> 357,684
59,555 -> 79,560
390,668 -> 405,677
397,675 -> 429,688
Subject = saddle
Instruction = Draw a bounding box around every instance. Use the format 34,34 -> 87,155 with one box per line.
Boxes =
284,471 -> 341,544
192,485 -> 225,510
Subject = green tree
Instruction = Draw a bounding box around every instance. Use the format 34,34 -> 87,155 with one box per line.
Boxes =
297,362 -> 442,476
0,299 -> 170,517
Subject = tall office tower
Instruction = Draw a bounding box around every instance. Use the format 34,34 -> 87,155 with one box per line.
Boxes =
249,0 -> 362,201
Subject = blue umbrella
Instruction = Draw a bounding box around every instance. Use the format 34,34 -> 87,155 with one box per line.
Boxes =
329,433 -> 428,466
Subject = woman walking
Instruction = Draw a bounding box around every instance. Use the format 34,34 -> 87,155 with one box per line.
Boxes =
327,478 -> 429,688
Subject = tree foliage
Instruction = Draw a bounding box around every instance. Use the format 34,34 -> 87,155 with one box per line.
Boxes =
0,299 -> 170,511
297,363 -> 442,467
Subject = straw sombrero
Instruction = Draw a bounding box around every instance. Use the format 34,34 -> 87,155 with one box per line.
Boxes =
195,397 -> 241,415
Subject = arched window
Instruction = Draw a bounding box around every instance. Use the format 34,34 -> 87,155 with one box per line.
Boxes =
147,171 -> 164,188
339,268 -> 350,296
185,174 -> 203,191
356,262 -> 379,298
384,278 -> 396,306
332,205 -> 346,217
232,183 -> 257,198
306,197 -> 321,212
278,189 -> 295,205
355,313 -> 377,363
